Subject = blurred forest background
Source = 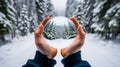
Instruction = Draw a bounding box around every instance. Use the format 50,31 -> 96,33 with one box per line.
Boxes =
0,0 -> 120,45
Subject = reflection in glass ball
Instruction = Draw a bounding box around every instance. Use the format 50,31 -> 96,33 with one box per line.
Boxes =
44,16 -> 77,40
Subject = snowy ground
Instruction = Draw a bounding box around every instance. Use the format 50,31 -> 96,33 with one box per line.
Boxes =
0,34 -> 120,67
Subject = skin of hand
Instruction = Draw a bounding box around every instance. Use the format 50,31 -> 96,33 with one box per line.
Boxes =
34,16 -> 57,59
61,17 -> 86,58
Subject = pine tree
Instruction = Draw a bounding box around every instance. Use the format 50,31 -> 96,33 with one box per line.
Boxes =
113,8 -> 120,39
17,4 -> 29,36
28,0 -> 38,33
45,0 -> 56,17
82,0 -> 95,33
44,21 -> 51,39
62,24 -> 69,39
50,25 -> 57,39
35,0 -> 45,23
43,21 -> 57,40
48,21 -> 56,39
92,0 -> 120,39
75,5 -> 84,24
68,21 -> 76,39
29,13 -> 36,33
0,0 -> 16,42
105,3 -> 120,39
66,0 -> 80,17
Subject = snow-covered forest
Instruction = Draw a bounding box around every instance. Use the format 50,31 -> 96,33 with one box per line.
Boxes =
0,0 -> 56,44
0,0 -> 120,42
0,0 -> 120,44
0,0 -> 120,67
66,0 -> 120,40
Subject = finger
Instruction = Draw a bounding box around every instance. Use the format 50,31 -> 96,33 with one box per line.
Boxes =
41,16 -> 52,26
36,16 -> 51,31
70,17 -> 79,28
34,28 -> 40,38
69,17 -> 85,36
34,24 -> 44,37
77,25 -> 86,38
39,24 -> 44,35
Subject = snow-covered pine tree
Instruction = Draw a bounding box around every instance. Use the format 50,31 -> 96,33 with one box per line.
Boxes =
62,24 -> 69,39
28,0 -> 38,33
29,13 -> 36,33
82,0 -> 95,33
0,13 -> 11,42
68,21 -> 76,39
44,21 -> 57,40
48,21 -> 56,39
113,7 -> 120,39
28,0 -> 34,18
35,0 -> 45,23
92,0 -> 120,39
66,0 -> 80,17
7,0 -> 17,38
74,5 -> 84,24
50,24 -> 57,39
17,4 -> 29,36
45,0 -> 56,17
0,0 -> 16,42
13,0 -> 21,23
44,21 -> 51,39
102,2 -> 120,39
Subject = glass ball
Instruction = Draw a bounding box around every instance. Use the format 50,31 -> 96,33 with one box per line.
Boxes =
44,16 -> 77,48
44,16 -> 77,40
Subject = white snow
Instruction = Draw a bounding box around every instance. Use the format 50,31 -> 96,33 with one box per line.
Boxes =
91,23 -> 98,28
94,24 -> 104,31
104,2 -> 120,19
109,19 -> 117,27
93,0 -> 107,16
106,3 -> 120,14
0,12 -> 5,20
82,34 -> 120,67
0,34 -> 120,67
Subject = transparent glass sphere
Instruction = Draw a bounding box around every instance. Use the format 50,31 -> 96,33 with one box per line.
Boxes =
44,16 -> 77,40
43,16 -> 77,48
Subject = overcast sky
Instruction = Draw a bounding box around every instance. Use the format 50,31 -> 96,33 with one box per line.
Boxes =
51,0 -> 67,16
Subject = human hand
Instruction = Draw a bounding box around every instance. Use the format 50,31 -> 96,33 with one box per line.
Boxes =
34,16 -> 57,59
61,17 -> 86,58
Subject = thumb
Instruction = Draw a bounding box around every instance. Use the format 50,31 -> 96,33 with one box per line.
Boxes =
70,17 -> 79,29
34,24 -> 44,37
77,25 -> 81,36
77,25 -> 86,38
39,24 -> 44,36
